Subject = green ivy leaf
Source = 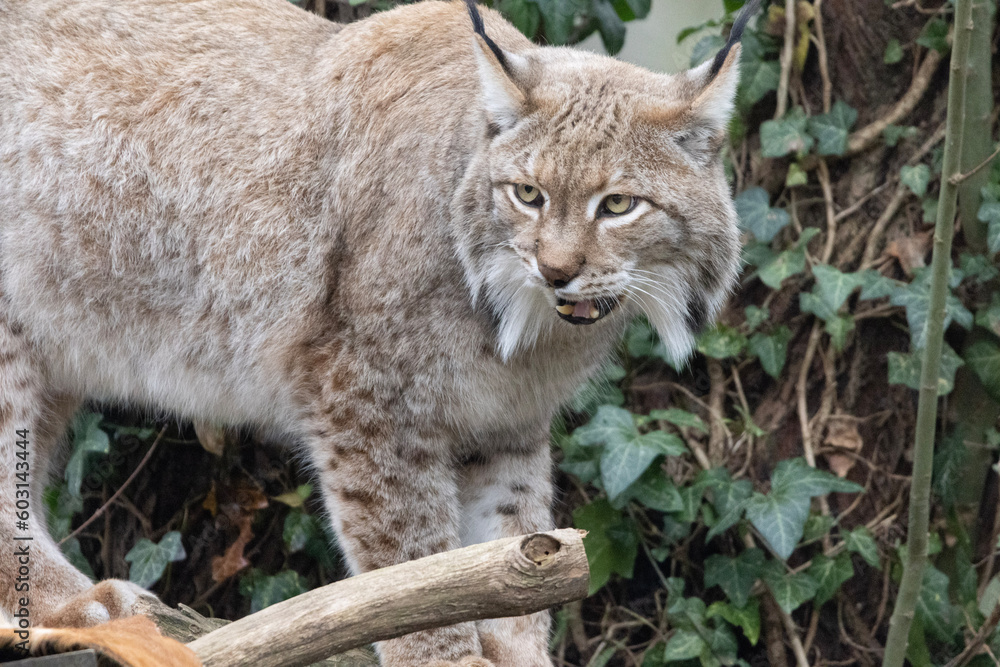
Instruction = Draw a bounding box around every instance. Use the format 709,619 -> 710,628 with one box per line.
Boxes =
700,469 -> 752,540
915,564 -> 959,642
574,407 -> 685,501
756,228 -> 818,291
44,482 -> 83,542
883,38 -> 904,63
239,569 -> 308,613
283,509 -> 324,554
786,162 -> 808,187
761,561 -> 819,614
746,459 -> 862,559
592,0 -> 626,54
573,499 -> 639,594
662,629 -> 707,661
800,514 -> 836,544
625,317 -> 658,358
858,270 -> 898,301
749,326 -> 792,378
574,405 -> 636,448
977,201 -> 1000,254
825,315 -> 855,351
704,549 -> 765,608
775,457 -> 864,495
758,246 -> 807,290
799,291 -> 836,321
745,491 -> 810,561
65,412 -> 111,499
534,0 -> 583,45
690,34 -> 726,67
621,468 -> 685,512
125,531 -> 186,589
975,293 -> 1000,337
707,598 -> 761,646
745,305 -> 770,330
812,265 -> 865,312
844,526 -> 880,568
922,196 -> 939,223
601,431 -> 686,502
622,0 -> 650,19
697,324 -> 748,359
649,408 -> 708,434
742,241 -> 777,269
738,31 -> 780,106
979,575 -> 1000,617
900,164 -> 932,198
760,107 -> 814,158
496,0 -> 540,38
735,187 -> 790,243
883,124 -> 918,147
569,363 -> 626,414
677,17 -> 722,44
704,623 -> 739,665
961,253 -> 999,283
932,434 -> 968,510
965,340 -> 1000,402
916,17 -> 949,54
890,275 -> 973,349
61,537 -> 96,580
807,553 -> 853,606
887,342 -> 965,396
675,483 -> 705,524
806,100 -> 858,156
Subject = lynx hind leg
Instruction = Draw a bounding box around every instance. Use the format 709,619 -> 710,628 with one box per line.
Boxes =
0,316 -> 152,627
459,441 -> 555,667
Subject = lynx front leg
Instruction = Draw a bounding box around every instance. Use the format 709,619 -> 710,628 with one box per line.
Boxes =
0,316 -> 151,628
458,438 -> 555,667
309,424 -> 489,667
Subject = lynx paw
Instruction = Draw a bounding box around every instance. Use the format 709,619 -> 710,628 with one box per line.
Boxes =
427,659 -> 495,667
39,580 -> 156,628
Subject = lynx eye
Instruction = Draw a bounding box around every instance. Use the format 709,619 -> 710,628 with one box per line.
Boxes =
600,194 -> 636,216
514,183 -> 544,207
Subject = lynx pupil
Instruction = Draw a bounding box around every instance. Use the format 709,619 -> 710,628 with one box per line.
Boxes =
602,194 -> 634,216
515,183 -> 542,206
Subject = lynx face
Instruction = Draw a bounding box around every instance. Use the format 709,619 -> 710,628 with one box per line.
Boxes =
471,46 -> 743,362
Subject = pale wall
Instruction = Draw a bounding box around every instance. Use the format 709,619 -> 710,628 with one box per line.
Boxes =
577,0 -> 725,74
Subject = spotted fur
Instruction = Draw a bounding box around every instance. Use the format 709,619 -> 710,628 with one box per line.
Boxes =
0,0 -> 745,664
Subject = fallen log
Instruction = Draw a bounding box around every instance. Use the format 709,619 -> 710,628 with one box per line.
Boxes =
187,529 -> 589,667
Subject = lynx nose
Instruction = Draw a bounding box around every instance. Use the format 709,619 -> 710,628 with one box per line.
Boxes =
538,262 -> 580,288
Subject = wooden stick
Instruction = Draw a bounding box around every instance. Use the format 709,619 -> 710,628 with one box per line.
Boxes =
188,529 -> 589,667
846,48 -> 942,156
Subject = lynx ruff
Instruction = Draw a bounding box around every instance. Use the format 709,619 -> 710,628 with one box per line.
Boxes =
0,0 -> 752,663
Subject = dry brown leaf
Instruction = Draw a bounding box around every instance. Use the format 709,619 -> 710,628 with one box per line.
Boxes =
202,482 -> 218,517
211,513 -> 253,582
883,229 -> 933,276
824,418 -> 864,478
193,421 -> 226,457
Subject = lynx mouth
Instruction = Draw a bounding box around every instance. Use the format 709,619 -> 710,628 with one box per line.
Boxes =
555,297 -> 620,325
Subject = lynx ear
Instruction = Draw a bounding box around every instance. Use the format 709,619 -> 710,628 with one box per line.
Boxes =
675,0 -> 760,158
465,0 -> 529,132
685,43 -> 742,139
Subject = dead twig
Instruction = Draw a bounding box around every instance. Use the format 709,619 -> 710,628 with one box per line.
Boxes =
189,530 -> 590,667
847,48 -> 944,156
775,0 -> 798,119
59,427 -> 166,546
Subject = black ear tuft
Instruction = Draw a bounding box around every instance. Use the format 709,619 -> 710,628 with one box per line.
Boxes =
709,0 -> 762,77
464,0 -> 509,72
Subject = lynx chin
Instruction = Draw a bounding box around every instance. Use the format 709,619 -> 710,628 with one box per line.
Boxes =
0,0 -> 753,663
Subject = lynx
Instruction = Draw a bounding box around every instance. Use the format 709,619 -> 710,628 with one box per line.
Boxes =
0,0 -> 750,663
